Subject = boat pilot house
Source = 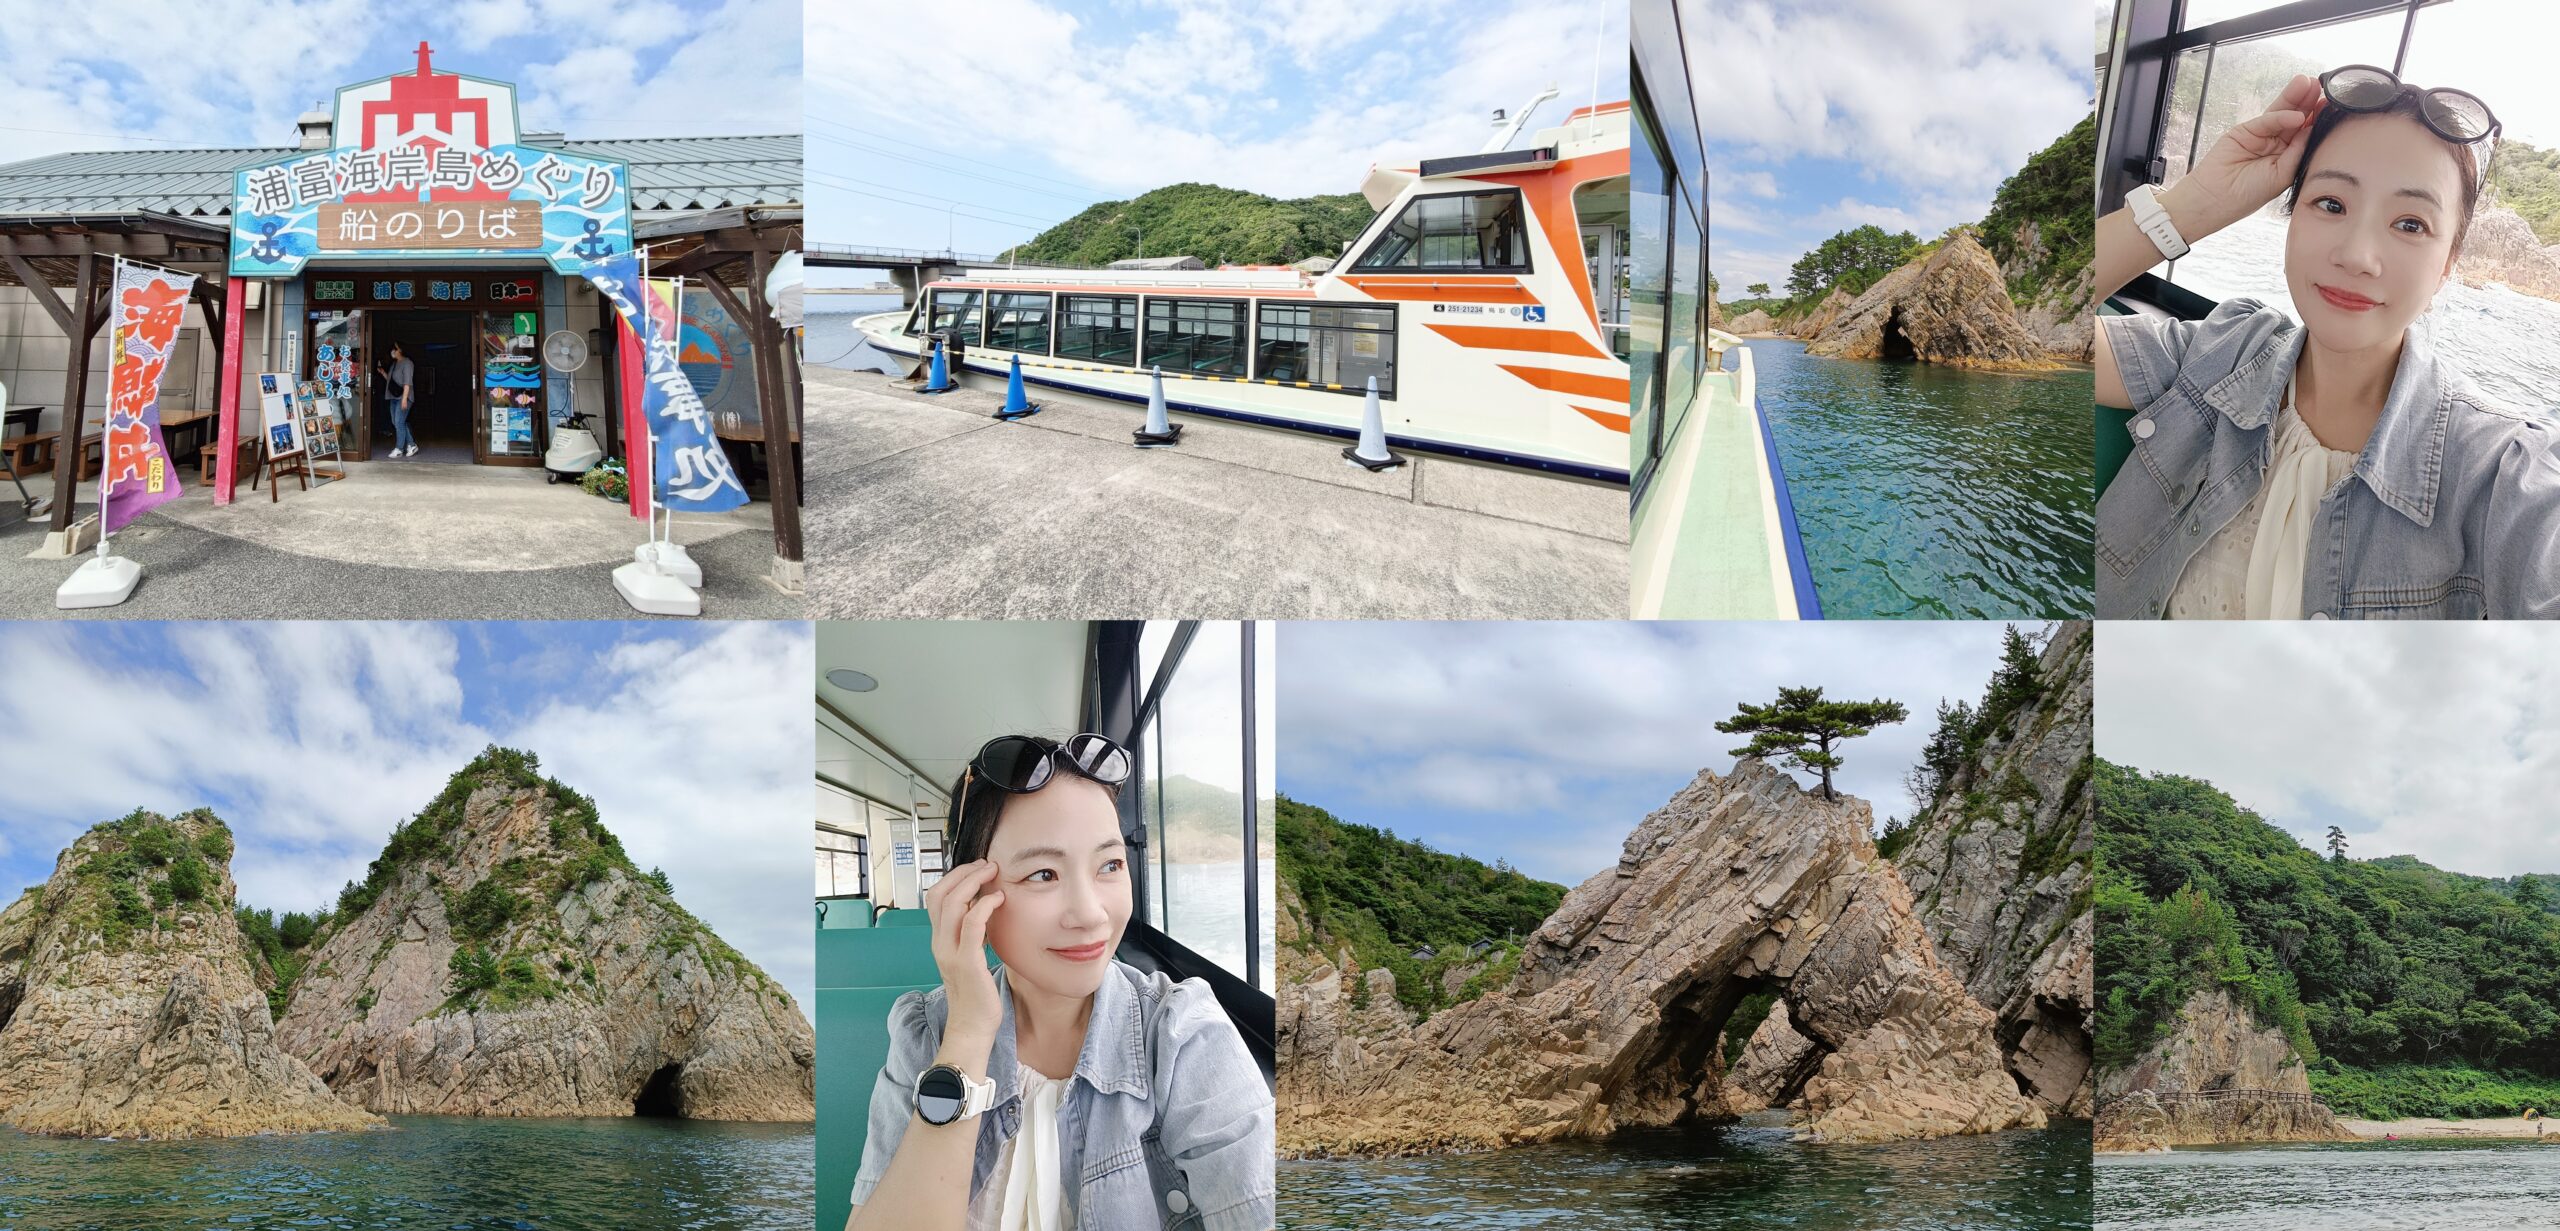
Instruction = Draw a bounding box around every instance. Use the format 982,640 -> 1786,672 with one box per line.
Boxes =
0,45 -> 802,571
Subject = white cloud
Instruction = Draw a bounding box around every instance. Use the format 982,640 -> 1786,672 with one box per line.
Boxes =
0,623 -> 816,1013
805,0 -> 1625,210
1725,170 -> 1780,199
2097,623 -> 2560,879
1281,620 -> 2027,832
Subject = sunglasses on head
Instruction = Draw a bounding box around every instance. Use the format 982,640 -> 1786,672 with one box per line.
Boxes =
954,734 -> 1132,834
2320,64 -> 2500,149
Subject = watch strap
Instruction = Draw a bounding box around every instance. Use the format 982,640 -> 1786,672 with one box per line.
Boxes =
2127,184 -> 2190,262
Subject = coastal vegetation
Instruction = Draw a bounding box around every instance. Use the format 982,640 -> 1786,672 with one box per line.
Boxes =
1278,795 -> 1564,1016
1004,183 -> 1374,267
1716,686 -> 1907,801
2098,760 -> 2560,1119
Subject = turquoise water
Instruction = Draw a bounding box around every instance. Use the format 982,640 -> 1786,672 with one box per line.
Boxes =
1280,1115 -> 2091,1229
1742,338 -> 2095,619
807,295 -> 904,374
0,1116 -> 812,1230
2097,1139 -> 2560,1229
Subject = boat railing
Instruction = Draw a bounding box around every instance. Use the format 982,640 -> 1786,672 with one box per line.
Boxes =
2092,1088 -> 2337,1114
1734,342 -> 1755,415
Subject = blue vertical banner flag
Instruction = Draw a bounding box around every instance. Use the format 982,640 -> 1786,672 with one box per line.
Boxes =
578,253 -> 750,513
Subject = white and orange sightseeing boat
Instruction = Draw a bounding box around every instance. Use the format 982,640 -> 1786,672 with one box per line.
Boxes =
857,92 -> 1633,483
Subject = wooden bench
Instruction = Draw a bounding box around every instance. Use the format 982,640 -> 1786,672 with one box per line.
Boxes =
0,430 -> 54,476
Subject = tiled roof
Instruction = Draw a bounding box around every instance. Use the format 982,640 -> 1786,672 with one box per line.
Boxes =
0,135 -> 801,217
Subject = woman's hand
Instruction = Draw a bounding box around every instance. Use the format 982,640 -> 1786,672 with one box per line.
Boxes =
924,859 -> 1005,1072
2165,74 -> 2326,241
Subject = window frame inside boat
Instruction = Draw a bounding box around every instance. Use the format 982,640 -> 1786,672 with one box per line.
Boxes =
1057,292 -> 1141,368
927,288 -> 985,347
1141,296 -> 1250,379
1254,301 -> 1398,400
1349,187 -> 1538,275
985,291 -> 1056,355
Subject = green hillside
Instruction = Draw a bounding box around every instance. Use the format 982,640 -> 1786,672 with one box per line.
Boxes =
2098,760 -> 2560,1119
2490,139 -> 2560,244
1279,795 -> 1565,1016
1980,113 -> 2098,304
1004,183 -> 1375,267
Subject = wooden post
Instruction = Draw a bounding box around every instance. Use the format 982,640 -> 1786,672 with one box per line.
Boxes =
215,277 -> 246,505
744,247 -> 803,567
46,251 -> 101,534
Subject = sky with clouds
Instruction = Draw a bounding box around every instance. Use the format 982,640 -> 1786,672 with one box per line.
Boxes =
0,621 -> 816,1014
0,0 -> 798,168
804,0 -> 1627,279
2099,624 -> 2560,881
1275,620 -> 2031,889
1699,0 -> 2092,297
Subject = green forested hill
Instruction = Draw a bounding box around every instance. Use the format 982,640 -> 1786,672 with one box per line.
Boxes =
1979,113 -> 2098,301
2098,760 -> 2560,1118
1279,795 -> 1565,1015
2490,139 -> 2560,244
1004,183 -> 1375,267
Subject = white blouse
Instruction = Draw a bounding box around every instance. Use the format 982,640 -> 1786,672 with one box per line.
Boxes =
2167,387 -> 2360,620
967,1064 -> 1076,1231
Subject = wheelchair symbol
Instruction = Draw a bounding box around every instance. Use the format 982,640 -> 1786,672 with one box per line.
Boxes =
1521,305 -> 1545,323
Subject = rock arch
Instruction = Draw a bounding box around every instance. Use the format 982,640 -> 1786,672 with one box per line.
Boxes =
1277,760 -> 2042,1155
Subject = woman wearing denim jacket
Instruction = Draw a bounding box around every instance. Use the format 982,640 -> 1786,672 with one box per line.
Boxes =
847,734 -> 1274,1231
2095,69 -> 2560,618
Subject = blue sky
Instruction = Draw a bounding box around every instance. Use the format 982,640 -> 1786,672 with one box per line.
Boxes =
1276,621 -> 2025,889
0,0 -> 798,167
0,621 -> 816,1012
1699,0 -> 2092,297
804,0 -> 1627,281
2100,623 -> 2560,879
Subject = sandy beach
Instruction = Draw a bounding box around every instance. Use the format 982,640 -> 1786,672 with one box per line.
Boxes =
2343,1116 -> 2559,1140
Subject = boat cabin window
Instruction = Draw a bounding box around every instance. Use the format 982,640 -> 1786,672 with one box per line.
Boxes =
986,292 -> 1054,354
927,289 -> 983,345
1256,303 -> 1396,398
1058,294 -> 1139,367
1143,298 -> 1247,377
900,298 -> 925,337
1352,188 -> 1534,273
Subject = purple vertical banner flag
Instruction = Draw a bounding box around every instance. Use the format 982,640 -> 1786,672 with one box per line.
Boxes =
577,254 -> 749,513
101,261 -> 198,533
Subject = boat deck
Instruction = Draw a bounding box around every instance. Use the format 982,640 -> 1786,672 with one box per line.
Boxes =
804,365 -> 1628,619
1632,358 -> 1816,619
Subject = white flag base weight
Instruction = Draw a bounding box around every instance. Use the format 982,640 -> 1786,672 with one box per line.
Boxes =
56,553 -> 141,609
634,540 -> 702,587
612,558 -> 701,616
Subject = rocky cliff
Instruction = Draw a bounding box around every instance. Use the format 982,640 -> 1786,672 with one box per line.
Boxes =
1275,759 -> 2041,1156
1727,309 -> 1776,335
2455,204 -> 2560,301
2093,987 -> 2353,1152
0,811 -> 382,1139
1784,289 -> 1856,340
1997,221 -> 2096,362
272,749 -> 814,1121
1891,622 -> 2095,1114
1805,233 -> 2068,370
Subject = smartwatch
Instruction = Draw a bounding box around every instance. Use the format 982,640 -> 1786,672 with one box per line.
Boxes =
2126,183 -> 2190,262
913,1062 -> 996,1126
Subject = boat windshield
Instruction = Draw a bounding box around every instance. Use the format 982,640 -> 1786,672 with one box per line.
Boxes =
1353,189 -> 1534,272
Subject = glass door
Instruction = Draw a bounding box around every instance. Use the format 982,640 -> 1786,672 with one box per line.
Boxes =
476,308 -> 543,465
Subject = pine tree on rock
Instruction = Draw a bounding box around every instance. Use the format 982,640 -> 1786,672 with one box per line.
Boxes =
1717,686 -> 1908,801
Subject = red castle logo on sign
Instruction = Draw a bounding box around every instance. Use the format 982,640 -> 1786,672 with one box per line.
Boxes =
342,42 -> 518,205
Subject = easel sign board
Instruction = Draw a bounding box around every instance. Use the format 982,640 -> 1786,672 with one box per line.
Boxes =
257,373 -> 306,461
295,380 -> 343,482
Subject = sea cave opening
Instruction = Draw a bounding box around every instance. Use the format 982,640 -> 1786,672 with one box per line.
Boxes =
634,1063 -> 687,1118
1878,308 -> 1918,362
1651,970 -> 1828,1120
0,978 -> 18,1035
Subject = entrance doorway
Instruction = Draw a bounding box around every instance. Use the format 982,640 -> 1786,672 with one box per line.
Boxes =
373,312 -> 476,463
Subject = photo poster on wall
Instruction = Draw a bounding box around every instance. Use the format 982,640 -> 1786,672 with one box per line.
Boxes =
257,373 -> 305,461
296,380 -> 342,482
483,310 -> 542,456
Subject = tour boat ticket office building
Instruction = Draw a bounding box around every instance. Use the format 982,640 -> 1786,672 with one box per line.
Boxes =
0,46 -> 805,582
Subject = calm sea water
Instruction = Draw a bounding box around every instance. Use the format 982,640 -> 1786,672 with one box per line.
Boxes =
2097,1139 -> 2560,1230
2165,211 -> 2560,418
1280,1114 -> 2091,1230
0,1116 -> 812,1231
1741,338 -> 2096,619
808,294 -> 904,374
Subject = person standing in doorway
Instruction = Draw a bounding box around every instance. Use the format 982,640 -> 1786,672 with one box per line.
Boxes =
377,343 -> 417,458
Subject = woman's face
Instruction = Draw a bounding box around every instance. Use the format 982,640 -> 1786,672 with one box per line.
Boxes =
2283,113 -> 2466,353
981,775 -> 1132,1001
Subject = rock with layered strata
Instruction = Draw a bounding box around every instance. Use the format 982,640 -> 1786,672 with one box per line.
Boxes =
1275,759 -> 2041,1156
0,812 -> 382,1139
273,749 -> 813,1121
2093,987 -> 2353,1151
1806,232 -> 2066,369
1728,309 -> 1776,335
2455,205 -> 2560,301
1785,289 -> 1856,340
